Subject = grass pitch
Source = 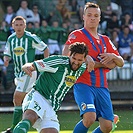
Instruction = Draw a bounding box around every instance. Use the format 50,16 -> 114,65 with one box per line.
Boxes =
0,109 -> 133,132
28,131 -> 133,133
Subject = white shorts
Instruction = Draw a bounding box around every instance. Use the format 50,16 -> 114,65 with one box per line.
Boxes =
48,39 -> 60,54
22,89 -> 60,132
15,71 -> 37,92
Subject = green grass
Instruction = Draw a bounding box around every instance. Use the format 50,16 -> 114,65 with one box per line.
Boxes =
0,109 -> 133,132
58,109 -> 133,131
28,131 -> 132,133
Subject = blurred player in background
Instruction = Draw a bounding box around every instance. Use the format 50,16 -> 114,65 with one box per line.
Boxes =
62,2 -> 124,133
3,16 -> 49,133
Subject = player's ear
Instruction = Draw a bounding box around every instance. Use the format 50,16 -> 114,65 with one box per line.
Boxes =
83,14 -> 85,21
99,15 -> 101,22
84,56 -> 87,61
12,23 -> 14,29
24,24 -> 26,29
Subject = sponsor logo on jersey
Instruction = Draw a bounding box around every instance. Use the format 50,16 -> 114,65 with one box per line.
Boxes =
81,102 -> 86,111
68,34 -> 76,41
87,104 -> 95,109
14,46 -> 25,56
36,61 -> 45,67
81,103 -> 95,111
65,75 -> 76,87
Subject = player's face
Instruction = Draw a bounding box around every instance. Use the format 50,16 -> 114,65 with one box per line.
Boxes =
69,53 -> 86,71
13,20 -> 26,37
83,7 -> 101,29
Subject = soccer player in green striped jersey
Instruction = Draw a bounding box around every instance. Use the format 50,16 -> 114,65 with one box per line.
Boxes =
3,16 -> 49,133
13,43 -> 88,133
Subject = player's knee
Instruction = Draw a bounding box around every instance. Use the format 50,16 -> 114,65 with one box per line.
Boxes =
83,118 -> 95,128
13,91 -> 26,106
83,112 -> 96,127
23,110 -> 38,125
13,98 -> 22,106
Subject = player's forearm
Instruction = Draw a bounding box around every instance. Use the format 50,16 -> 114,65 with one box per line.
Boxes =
62,45 -> 69,56
86,55 -> 95,72
95,61 -> 116,69
43,47 -> 49,58
112,55 -> 124,67
95,61 -> 105,68
99,53 -> 124,68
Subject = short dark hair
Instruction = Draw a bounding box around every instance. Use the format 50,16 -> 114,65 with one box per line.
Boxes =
84,2 -> 100,13
69,43 -> 88,57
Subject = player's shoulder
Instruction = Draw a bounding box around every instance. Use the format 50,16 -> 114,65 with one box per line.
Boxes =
70,28 -> 83,35
49,55 -> 69,60
25,30 -> 41,40
25,31 -> 34,37
68,28 -> 84,42
8,32 -> 16,40
44,55 -> 69,65
99,33 -> 109,40
98,33 -> 110,42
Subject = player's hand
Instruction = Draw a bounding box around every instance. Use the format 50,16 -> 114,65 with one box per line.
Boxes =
22,63 -> 34,77
103,60 -> 116,69
99,53 -> 114,65
4,60 -> 9,67
3,56 -> 10,67
86,55 -> 95,72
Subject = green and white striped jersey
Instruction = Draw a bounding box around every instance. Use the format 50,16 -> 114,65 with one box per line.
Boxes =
33,55 -> 86,111
4,31 -> 47,78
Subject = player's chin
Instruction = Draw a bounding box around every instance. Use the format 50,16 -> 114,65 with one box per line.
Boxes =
72,66 -> 79,71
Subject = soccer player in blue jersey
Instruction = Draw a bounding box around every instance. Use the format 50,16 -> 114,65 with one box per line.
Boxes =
2,16 -> 49,133
13,43 -> 88,133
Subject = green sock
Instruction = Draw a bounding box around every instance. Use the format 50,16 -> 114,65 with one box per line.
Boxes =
111,122 -> 117,132
11,106 -> 23,130
13,119 -> 31,133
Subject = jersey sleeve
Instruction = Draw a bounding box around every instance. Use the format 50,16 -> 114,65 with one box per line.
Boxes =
65,30 -> 83,45
33,59 -> 58,73
3,39 -> 11,57
32,34 -> 48,51
105,36 -> 120,55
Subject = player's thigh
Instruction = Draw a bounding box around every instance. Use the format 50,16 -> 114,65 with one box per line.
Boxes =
13,91 -> 26,105
96,87 -> 113,121
23,90 -> 60,132
23,109 -> 39,125
74,83 -> 95,116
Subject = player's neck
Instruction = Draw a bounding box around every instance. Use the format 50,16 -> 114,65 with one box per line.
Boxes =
85,27 -> 99,39
16,32 -> 24,38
